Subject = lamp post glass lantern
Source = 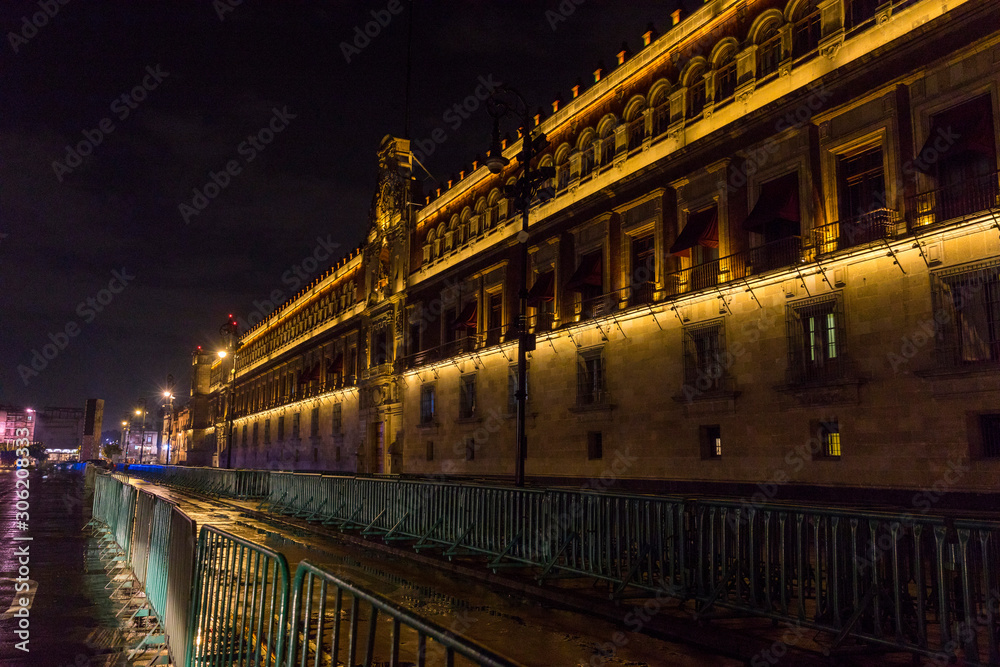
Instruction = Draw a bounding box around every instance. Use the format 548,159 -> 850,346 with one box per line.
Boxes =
485,85 -> 553,487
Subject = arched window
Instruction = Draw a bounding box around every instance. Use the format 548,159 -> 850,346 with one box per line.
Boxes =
844,0 -> 880,31
757,22 -> 782,78
577,129 -> 596,178
649,80 -> 672,137
686,68 -> 707,119
624,97 -> 646,149
598,116 -> 618,165
555,144 -> 571,190
714,46 -> 738,105
792,0 -> 822,59
486,189 -> 501,228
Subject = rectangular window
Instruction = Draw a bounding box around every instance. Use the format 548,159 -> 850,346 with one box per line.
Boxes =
577,350 -> 606,406
332,403 -> 342,433
459,374 -> 477,419
981,415 -> 1000,458
932,260 -> 1000,365
923,95 -> 997,223
292,412 -> 300,439
487,292 -> 503,345
420,384 -> 436,424
838,145 -> 886,222
683,321 -> 726,393
426,441 -> 434,461
264,418 -> 271,445
242,424 -> 247,445
630,233 -> 655,304
587,431 -> 603,460
787,296 -> 846,383
812,419 -> 842,458
465,437 -> 475,461
700,425 -> 722,459
278,416 -> 285,442
252,422 -> 259,446
311,407 -> 320,437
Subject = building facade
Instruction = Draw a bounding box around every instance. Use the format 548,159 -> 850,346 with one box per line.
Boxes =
195,0 -> 999,504
0,406 -> 36,449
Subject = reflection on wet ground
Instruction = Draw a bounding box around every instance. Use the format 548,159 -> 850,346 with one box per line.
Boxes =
128,477 -> 740,667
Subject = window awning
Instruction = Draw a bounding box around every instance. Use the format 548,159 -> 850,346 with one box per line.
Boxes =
451,300 -> 478,330
566,253 -> 603,292
527,271 -> 555,305
670,207 -> 718,257
327,354 -> 343,374
915,95 -> 996,173
298,364 -> 320,384
742,172 -> 800,233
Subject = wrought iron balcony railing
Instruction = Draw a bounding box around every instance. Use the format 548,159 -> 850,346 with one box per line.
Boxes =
663,236 -> 803,298
906,169 -> 1000,229
812,208 -> 898,255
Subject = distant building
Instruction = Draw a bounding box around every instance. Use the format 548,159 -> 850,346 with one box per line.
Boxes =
35,406 -> 85,453
0,406 -> 36,448
80,398 -> 104,460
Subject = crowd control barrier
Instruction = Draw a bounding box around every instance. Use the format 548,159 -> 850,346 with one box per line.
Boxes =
286,559 -> 519,667
186,525 -> 291,667
88,472 -> 196,665
122,464 -> 1000,666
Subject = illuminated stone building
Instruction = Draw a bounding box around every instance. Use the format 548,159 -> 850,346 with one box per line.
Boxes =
207,0 -> 999,503
0,406 -> 36,448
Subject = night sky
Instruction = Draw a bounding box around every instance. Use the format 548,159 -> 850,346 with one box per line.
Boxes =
1,0 -> 689,429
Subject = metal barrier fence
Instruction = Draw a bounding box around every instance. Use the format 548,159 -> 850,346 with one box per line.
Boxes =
187,525 -> 290,667
287,559 -> 520,667
123,464 -> 269,499
88,471 -> 196,666
123,464 -> 1000,665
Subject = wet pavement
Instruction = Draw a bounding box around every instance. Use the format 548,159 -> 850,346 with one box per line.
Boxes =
0,467 -> 124,666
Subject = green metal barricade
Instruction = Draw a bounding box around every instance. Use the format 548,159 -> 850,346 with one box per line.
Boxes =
286,559 -> 522,667
186,525 -> 290,667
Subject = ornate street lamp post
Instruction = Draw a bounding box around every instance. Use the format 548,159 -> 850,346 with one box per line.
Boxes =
484,86 -> 554,487
135,400 -> 148,464
162,391 -> 174,464
219,316 -> 240,469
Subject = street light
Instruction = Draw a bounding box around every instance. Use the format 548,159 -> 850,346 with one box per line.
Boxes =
485,85 -> 554,487
219,316 -> 240,469
135,401 -> 149,464
162,391 -> 175,464
120,420 -> 128,462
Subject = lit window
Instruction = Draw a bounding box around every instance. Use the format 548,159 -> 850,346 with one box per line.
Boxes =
788,296 -> 846,383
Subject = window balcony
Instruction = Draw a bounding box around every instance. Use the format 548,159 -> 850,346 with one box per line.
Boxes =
399,335 -> 479,371
812,209 -> 898,255
663,236 -> 803,297
906,169 -> 1000,230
